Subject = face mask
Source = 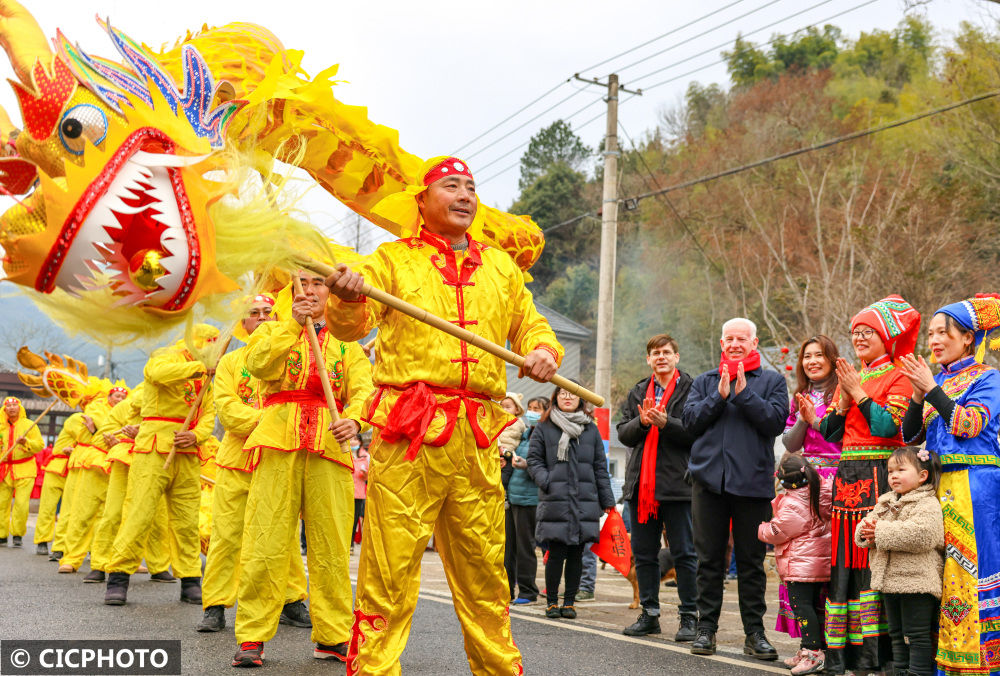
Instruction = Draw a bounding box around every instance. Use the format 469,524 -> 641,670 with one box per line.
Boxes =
524,411 -> 541,424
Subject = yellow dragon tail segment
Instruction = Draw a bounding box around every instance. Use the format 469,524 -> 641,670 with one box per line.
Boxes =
16,345 -> 90,407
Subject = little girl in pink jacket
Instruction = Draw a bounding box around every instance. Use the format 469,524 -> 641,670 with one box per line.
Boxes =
758,454 -> 833,675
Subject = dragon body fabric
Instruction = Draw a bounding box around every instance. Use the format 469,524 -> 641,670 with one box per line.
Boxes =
0,1 -> 543,339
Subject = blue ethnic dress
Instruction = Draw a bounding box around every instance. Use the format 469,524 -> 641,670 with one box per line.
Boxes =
903,355 -> 1000,676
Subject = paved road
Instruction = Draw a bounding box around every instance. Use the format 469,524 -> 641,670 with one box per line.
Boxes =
0,518 -> 789,675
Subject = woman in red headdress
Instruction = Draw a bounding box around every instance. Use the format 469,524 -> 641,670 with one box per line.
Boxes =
819,295 -> 920,674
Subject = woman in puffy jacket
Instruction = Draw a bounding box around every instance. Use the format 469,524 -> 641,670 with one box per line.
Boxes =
758,454 -> 833,676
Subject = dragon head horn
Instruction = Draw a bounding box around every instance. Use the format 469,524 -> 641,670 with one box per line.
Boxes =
0,0 -> 51,86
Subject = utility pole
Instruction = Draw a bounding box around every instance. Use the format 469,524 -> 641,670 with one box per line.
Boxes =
573,73 -> 641,405
103,343 -> 112,379
355,214 -> 362,250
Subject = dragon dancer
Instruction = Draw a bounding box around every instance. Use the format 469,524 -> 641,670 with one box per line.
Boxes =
104,324 -> 219,606
34,409 -> 88,556
198,293 -> 310,634
325,156 -> 562,676
0,396 -> 43,546
230,274 -> 372,668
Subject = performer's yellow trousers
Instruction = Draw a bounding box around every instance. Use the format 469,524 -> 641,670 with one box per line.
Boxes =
350,424 -> 522,676
90,462 -> 171,573
235,450 -> 353,645
0,475 -> 34,539
52,468 -> 81,552
203,466 -> 307,609
33,472 -> 66,544
108,452 -> 201,578
59,468 -> 108,569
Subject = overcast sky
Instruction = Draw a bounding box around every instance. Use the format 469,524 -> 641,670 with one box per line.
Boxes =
0,0 -> 997,254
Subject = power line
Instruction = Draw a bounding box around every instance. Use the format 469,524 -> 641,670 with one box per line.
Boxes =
452,81 -> 569,155
613,0 -> 791,76
625,87 -> 1000,203
631,0 -> 868,87
464,88 -> 588,161
577,0 -> 752,75
618,121 -> 722,273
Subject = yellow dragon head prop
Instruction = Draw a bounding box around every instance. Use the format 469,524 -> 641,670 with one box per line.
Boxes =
0,1 -> 545,338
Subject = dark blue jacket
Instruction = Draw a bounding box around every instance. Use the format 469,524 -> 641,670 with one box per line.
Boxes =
682,366 -> 788,499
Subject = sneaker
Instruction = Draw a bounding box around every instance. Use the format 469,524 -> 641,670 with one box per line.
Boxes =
790,649 -> 824,675
674,614 -> 697,642
784,648 -> 808,669
744,631 -> 778,661
232,641 -> 264,668
313,642 -> 347,662
36,542 -> 47,556
180,577 -> 202,604
560,605 -> 577,619
545,604 -> 561,619
12,535 -> 22,547
149,571 -> 177,583
575,590 -> 595,602
104,572 -> 129,606
48,549 -> 62,562
623,609 -> 661,636
197,606 -> 225,633
279,600 -> 312,628
83,569 -> 105,583
690,628 -> 716,655
512,597 -> 536,606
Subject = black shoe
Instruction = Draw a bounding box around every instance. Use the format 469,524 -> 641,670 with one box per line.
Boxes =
49,550 -> 62,562
180,577 -> 202,604
545,604 -> 561,619
744,631 -> 778,660
313,642 -> 347,662
674,614 -> 697,642
197,606 -> 225,633
149,570 -> 177,583
560,605 -> 577,619
279,600 -> 312,628
104,573 -> 130,605
623,609 -> 661,636
83,569 -> 105,583
0,537 -> 6,546
232,641 -> 264,668
11,536 -> 21,547
36,542 -> 47,556
690,628 -> 716,655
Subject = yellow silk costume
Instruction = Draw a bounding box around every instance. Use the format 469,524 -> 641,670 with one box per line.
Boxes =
326,228 -> 562,676
89,384 -> 171,575
59,396 -> 118,570
107,332 -> 218,579
0,399 -> 42,539
51,409 -> 98,553
234,316 -> 372,647
33,412 -> 86,545
201,345 -> 307,610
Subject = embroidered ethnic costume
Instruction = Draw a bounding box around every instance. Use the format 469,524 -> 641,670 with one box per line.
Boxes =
903,296 -> 1000,676
820,295 -> 920,673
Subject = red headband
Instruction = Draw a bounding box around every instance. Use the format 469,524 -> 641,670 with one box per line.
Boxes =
423,157 -> 474,186
3,397 -> 19,406
109,387 -> 129,397
252,294 -> 276,307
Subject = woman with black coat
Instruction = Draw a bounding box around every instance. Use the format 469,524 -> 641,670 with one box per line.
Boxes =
527,384 -> 615,620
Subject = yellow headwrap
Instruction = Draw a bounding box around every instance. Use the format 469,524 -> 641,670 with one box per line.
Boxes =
370,155 -> 485,239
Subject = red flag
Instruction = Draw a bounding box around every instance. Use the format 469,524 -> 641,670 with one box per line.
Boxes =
590,509 -> 632,576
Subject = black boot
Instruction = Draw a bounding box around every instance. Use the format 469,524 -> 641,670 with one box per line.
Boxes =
11,535 -> 21,547
36,542 -> 47,556
197,605 -> 225,632
180,577 -> 202,604
0,537 -> 7,546
279,600 -> 312,628
744,631 -> 778,660
104,573 -> 130,605
83,569 -> 105,583
674,614 -> 697,642
690,628 -> 717,655
623,609 -> 661,636
48,549 -> 62,562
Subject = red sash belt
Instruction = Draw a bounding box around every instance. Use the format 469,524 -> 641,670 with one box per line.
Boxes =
144,416 -> 195,430
264,390 -> 343,412
0,454 -> 33,481
379,382 -> 493,461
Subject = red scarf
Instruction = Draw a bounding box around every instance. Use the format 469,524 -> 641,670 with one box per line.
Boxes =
637,369 -> 679,524
718,350 -> 761,380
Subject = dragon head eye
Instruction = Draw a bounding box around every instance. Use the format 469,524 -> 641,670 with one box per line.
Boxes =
58,104 -> 108,155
